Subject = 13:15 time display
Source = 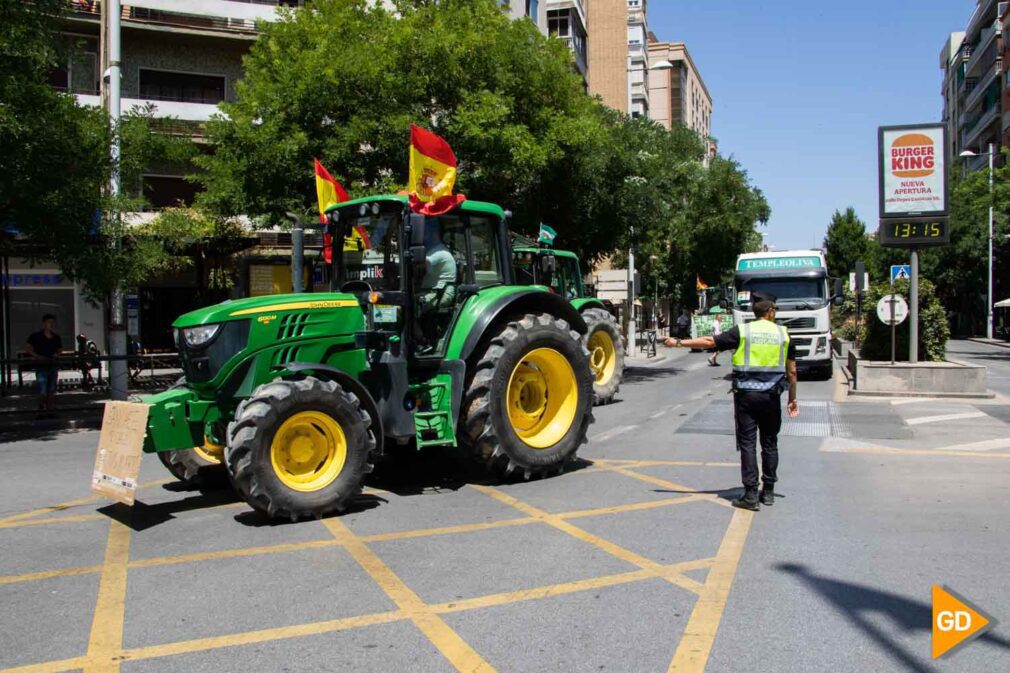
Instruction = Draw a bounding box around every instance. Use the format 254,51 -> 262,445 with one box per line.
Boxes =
878,220 -> 950,247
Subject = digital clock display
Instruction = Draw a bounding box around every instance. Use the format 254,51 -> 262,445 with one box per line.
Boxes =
878,219 -> 950,247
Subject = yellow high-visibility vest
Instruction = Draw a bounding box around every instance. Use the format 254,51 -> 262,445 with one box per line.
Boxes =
732,319 -> 789,392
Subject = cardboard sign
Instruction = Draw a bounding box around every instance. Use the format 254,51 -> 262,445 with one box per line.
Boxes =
91,401 -> 149,505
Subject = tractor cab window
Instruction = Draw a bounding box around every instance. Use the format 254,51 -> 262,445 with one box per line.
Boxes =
341,210 -> 401,292
556,256 -> 582,300
513,250 -> 537,285
469,216 -> 504,287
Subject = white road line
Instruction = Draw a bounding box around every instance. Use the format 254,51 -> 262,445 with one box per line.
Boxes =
590,425 -> 638,442
890,398 -> 939,406
649,403 -> 682,420
904,411 -> 988,426
935,437 -> 1010,452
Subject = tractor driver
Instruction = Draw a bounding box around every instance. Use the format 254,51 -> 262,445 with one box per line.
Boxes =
416,219 -> 457,351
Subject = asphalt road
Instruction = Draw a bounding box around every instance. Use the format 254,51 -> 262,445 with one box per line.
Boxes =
946,338 -> 1010,397
1,345 -> 1009,672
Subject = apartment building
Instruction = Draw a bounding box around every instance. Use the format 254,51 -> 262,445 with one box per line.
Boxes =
647,38 -> 711,139
940,0 -> 1005,170
546,0 -> 588,82
504,0 -> 548,33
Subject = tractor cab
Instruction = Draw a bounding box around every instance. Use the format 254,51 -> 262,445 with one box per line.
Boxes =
326,196 -> 509,360
512,246 -> 583,301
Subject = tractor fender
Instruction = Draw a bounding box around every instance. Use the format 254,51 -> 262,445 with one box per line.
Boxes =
571,297 -> 606,313
278,363 -> 384,452
457,289 -> 588,363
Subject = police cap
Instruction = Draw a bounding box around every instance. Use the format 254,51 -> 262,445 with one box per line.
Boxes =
751,291 -> 777,306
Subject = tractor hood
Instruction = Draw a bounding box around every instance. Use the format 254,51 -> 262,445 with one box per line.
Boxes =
172,293 -> 361,328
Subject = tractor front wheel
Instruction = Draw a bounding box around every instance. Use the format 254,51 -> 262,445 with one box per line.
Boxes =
157,438 -> 227,486
582,308 -> 624,405
461,313 -> 593,479
225,378 -> 376,521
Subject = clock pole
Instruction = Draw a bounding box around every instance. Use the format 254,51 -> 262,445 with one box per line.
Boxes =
909,248 -> 918,363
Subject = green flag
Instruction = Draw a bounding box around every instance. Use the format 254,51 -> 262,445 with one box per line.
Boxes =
538,223 -> 557,246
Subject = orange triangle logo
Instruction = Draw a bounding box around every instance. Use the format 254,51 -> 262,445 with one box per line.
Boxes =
932,585 -> 994,658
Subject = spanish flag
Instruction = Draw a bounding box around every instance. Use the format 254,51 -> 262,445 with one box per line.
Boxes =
408,123 -> 466,216
314,159 -> 349,263
696,275 -> 709,292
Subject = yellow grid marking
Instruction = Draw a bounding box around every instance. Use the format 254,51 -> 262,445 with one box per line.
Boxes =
668,509 -> 754,672
83,520 -> 131,673
821,446 -> 1010,459
595,462 -> 736,509
0,479 -> 173,526
0,514 -> 107,530
470,485 -> 703,597
323,518 -> 496,673
561,494 -> 710,519
0,565 -> 103,586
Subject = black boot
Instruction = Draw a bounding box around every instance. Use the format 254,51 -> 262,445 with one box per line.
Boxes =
759,484 -> 774,506
732,487 -> 760,511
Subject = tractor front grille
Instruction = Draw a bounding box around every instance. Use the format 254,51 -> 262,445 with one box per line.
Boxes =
178,320 -> 250,384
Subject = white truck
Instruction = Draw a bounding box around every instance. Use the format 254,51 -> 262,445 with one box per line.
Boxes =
731,250 -> 842,379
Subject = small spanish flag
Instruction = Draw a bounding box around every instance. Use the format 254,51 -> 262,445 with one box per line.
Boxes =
696,275 -> 709,292
408,123 -> 466,216
314,159 -> 349,263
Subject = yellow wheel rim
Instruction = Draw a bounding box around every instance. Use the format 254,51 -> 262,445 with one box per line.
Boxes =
587,329 -> 617,385
192,436 -> 224,464
506,347 -> 579,449
270,411 -> 347,492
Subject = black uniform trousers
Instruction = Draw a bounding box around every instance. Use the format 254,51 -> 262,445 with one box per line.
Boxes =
733,390 -> 781,489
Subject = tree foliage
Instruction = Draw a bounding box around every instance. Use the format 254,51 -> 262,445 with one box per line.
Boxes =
823,207 -> 870,280
197,0 -> 769,304
858,278 -> 949,362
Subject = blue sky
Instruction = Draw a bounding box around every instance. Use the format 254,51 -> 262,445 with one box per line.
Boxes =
647,1 -> 970,249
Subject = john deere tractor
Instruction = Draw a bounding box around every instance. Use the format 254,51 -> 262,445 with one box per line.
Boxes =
141,196 -> 594,520
512,244 -> 624,405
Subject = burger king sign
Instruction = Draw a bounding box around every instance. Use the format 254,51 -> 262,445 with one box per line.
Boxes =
879,124 -> 947,217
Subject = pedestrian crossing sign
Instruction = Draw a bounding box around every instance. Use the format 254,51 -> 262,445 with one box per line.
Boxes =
890,265 -> 911,283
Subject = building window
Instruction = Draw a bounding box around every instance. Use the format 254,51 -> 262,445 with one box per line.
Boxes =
139,69 -> 225,104
48,63 -> 69,91
526,0 -> 538,19
142,175 -> 201,210
548,10 -> 570,37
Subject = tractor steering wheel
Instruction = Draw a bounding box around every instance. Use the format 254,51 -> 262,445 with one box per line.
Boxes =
340,281 -> 372,294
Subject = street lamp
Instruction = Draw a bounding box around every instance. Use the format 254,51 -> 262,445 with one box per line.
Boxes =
960,144 -> 996,340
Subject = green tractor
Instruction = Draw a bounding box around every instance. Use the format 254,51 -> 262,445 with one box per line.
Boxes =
142,195 -> 595,520
512,243 -> 624,405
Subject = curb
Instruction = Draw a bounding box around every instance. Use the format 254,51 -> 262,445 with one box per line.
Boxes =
847,389 -> 996,400
0,413 -> 103,439
967,338 -> 1010,350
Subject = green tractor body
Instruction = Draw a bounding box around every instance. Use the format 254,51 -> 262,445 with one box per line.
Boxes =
512,244 -> 625,405
141,196 -> 595,520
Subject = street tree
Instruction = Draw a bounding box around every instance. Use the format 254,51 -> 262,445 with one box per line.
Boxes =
823,207 -> 870,280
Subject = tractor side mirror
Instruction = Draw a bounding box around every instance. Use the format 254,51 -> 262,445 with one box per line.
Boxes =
833,278 -> 844,301
408,213 -> 426,248
540,255 -> 556,273
833,295 -> 844,307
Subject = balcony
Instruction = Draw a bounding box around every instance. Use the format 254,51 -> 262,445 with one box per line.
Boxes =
559,36 -> 587,77
545,0 -> 586,31
75,94 -> 224,123
966,28 -> 998,77
68,0 -> 278,37
963,64 -> 1000,112
963,103 -> 1001,149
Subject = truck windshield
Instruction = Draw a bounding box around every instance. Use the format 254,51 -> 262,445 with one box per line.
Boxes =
736,278 -> 826,309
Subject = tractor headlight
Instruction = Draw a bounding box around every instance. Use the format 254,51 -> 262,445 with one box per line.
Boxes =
183,324 -> 221,349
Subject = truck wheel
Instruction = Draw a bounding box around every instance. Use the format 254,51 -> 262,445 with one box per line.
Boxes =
157,439 -> 226,486
461,313 -> 593,479
582,308 -> 624,405
225,377 -> 376,521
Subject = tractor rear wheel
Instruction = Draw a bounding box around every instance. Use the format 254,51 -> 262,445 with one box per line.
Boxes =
582,308 -> 624,405
225,377 -> 376,521
157,439 -> 226,486
461,313 -> 593,478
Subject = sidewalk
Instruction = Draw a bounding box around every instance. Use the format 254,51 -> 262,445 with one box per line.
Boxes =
967,337 -> 1010,350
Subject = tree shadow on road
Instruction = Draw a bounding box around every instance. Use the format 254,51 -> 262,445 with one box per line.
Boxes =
776,563 -> 1010,672
622,365 -> 688,384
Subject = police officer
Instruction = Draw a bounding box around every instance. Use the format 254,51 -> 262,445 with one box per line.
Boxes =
664,292 -> 798,511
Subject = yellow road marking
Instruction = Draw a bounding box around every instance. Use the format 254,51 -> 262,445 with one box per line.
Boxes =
121,610 -> 406,662
0,479 -> 174,526
561,494 -> 710,519
822,446 -> 1010,459
597,463 -> 736,509
0,514 -> 107,530
83,520 -> 132,673
323,518 -> 496,673
668,508 -> 753,672
471,485 -> 703,596
0,565 -> 103,586
0,657 -> 88,673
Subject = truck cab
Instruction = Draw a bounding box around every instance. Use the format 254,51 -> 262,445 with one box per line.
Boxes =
732,251 -> 838,379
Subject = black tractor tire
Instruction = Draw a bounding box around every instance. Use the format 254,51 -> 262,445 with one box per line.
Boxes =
157,446 -> 226,487
582,308 -> 624,405
460,313 -> 593,479
225,377 -> 377,521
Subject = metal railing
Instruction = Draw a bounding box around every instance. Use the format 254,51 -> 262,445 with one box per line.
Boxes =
1,353 -> 181,396
69,1 -> 261,35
